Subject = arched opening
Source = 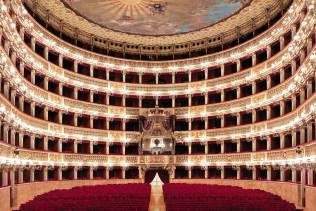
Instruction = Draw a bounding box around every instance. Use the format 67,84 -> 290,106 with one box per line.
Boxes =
145,169 -> 169,184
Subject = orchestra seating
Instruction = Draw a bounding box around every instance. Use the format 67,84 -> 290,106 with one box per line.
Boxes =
17,184 -> 151,211
163,184 -> 299,211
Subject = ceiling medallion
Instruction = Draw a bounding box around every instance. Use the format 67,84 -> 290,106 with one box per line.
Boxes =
63,0 -> 252,36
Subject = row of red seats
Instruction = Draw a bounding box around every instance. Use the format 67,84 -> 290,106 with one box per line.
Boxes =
163,184 -> 299,211
18,184 -> 151,211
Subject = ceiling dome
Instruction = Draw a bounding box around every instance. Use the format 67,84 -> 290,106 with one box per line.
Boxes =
62,0 -> 252,36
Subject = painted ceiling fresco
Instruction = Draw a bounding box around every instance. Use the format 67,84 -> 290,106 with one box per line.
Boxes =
63,0 -> 252,36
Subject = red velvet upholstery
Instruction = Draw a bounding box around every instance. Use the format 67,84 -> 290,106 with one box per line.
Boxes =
163,184 -> 299,211
18,184 -> 151,211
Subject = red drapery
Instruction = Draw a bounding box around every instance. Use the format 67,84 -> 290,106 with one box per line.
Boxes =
144,170 -> 169,184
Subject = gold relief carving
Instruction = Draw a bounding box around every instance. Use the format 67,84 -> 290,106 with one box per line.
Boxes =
305,144 -> 316,157
48,63 -> 63,75
48,94 -> 63,104
109,107 -> 125,115
191,155 -> 206,163
144,156 -> 169,164
176,156 -> 188,164
126,108 -> 140,116
139,156 -> 145,164
251,152 -> 266,161
48,124 -> 63,133
48,153 -> 62,162
189,82 -> 205,90
190,106 -> 202,114
174,108 -> 188,116
0,144 -> 13,157
251,93 -> 266,104
251,124 -> 266,133
109,156 -> 123,164
125,156 -> 137,164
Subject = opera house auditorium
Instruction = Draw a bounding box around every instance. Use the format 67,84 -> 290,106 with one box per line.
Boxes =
0,0 -> 316,210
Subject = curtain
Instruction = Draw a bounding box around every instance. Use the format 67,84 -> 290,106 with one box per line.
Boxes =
158,170 -> 169,184
144,170 -> 170,184
145,170 -> 156,184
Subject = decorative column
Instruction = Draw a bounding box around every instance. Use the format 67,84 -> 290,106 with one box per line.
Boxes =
307,166 -> 314,186
30,135 -> 35,150
3,124 -> 8,143
280,100 -> 285,116
292,168 -> 297,183
122,167 -> 126,179
220,141 -> 225,154
18,168 -> 23,184
89,91 -> 94,103
44,106 -> 48,121
266,75 -> 271,89
220,64 -> 225,77
236,113 -> 241,126
73,141 -> 78,154
58,167 -> 62,181
266,105 -> 271,120
252,138 -> 257,152
280,67 -> 285,83
252,167 -> 257,180
219,115 -> 224,128
266,45 -> 271,59
236,139 -> 241,153
89,116 -> 93,128
280,133 -> 285,149
236,59 -> 241,72
31,37 -> 36,51
267,136 -> 271,150
74,60 -> 78,73
300,167 -> 306,207
58,111 -> 63,124
74,87 -> 78,100
89,142 -> 93,154
18,133 -> 24,148
30,69 -> 35,84
220,90 -> 224,102
292,130 -> 297,147
236,166 -> 241,180
307,123 -> 313,142
44,46 -> 49,60
30,168 -> 35,182
300,127 -> 305,144
280,167 -> 285,182
1,168 -> 8,187
58,139 -> 63,153
19,96 -> 24,112
252,53 -> 256,66
252,109 -> 256,123
30,102 -> 35,117
204,167 -> 208,179
279,36 -> 285,50
90,65 -> 94,77
188,143 -> 192,155
43,166 -> 48,181
19,61 -> 25,76
43,137 -> 48,151
10,89 -> 16,105
58,83 -> 63,96
122,143 -> 126,155
267,166 -> 272,181
10,129 -> 16,145
291,60 -> 297,74
220,166 -> 225,179
73,166 -> 78,180
307,80 -> 312,98
3,81 -> 9,99
299,88 -> 305,105
105,167 -> 110,179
